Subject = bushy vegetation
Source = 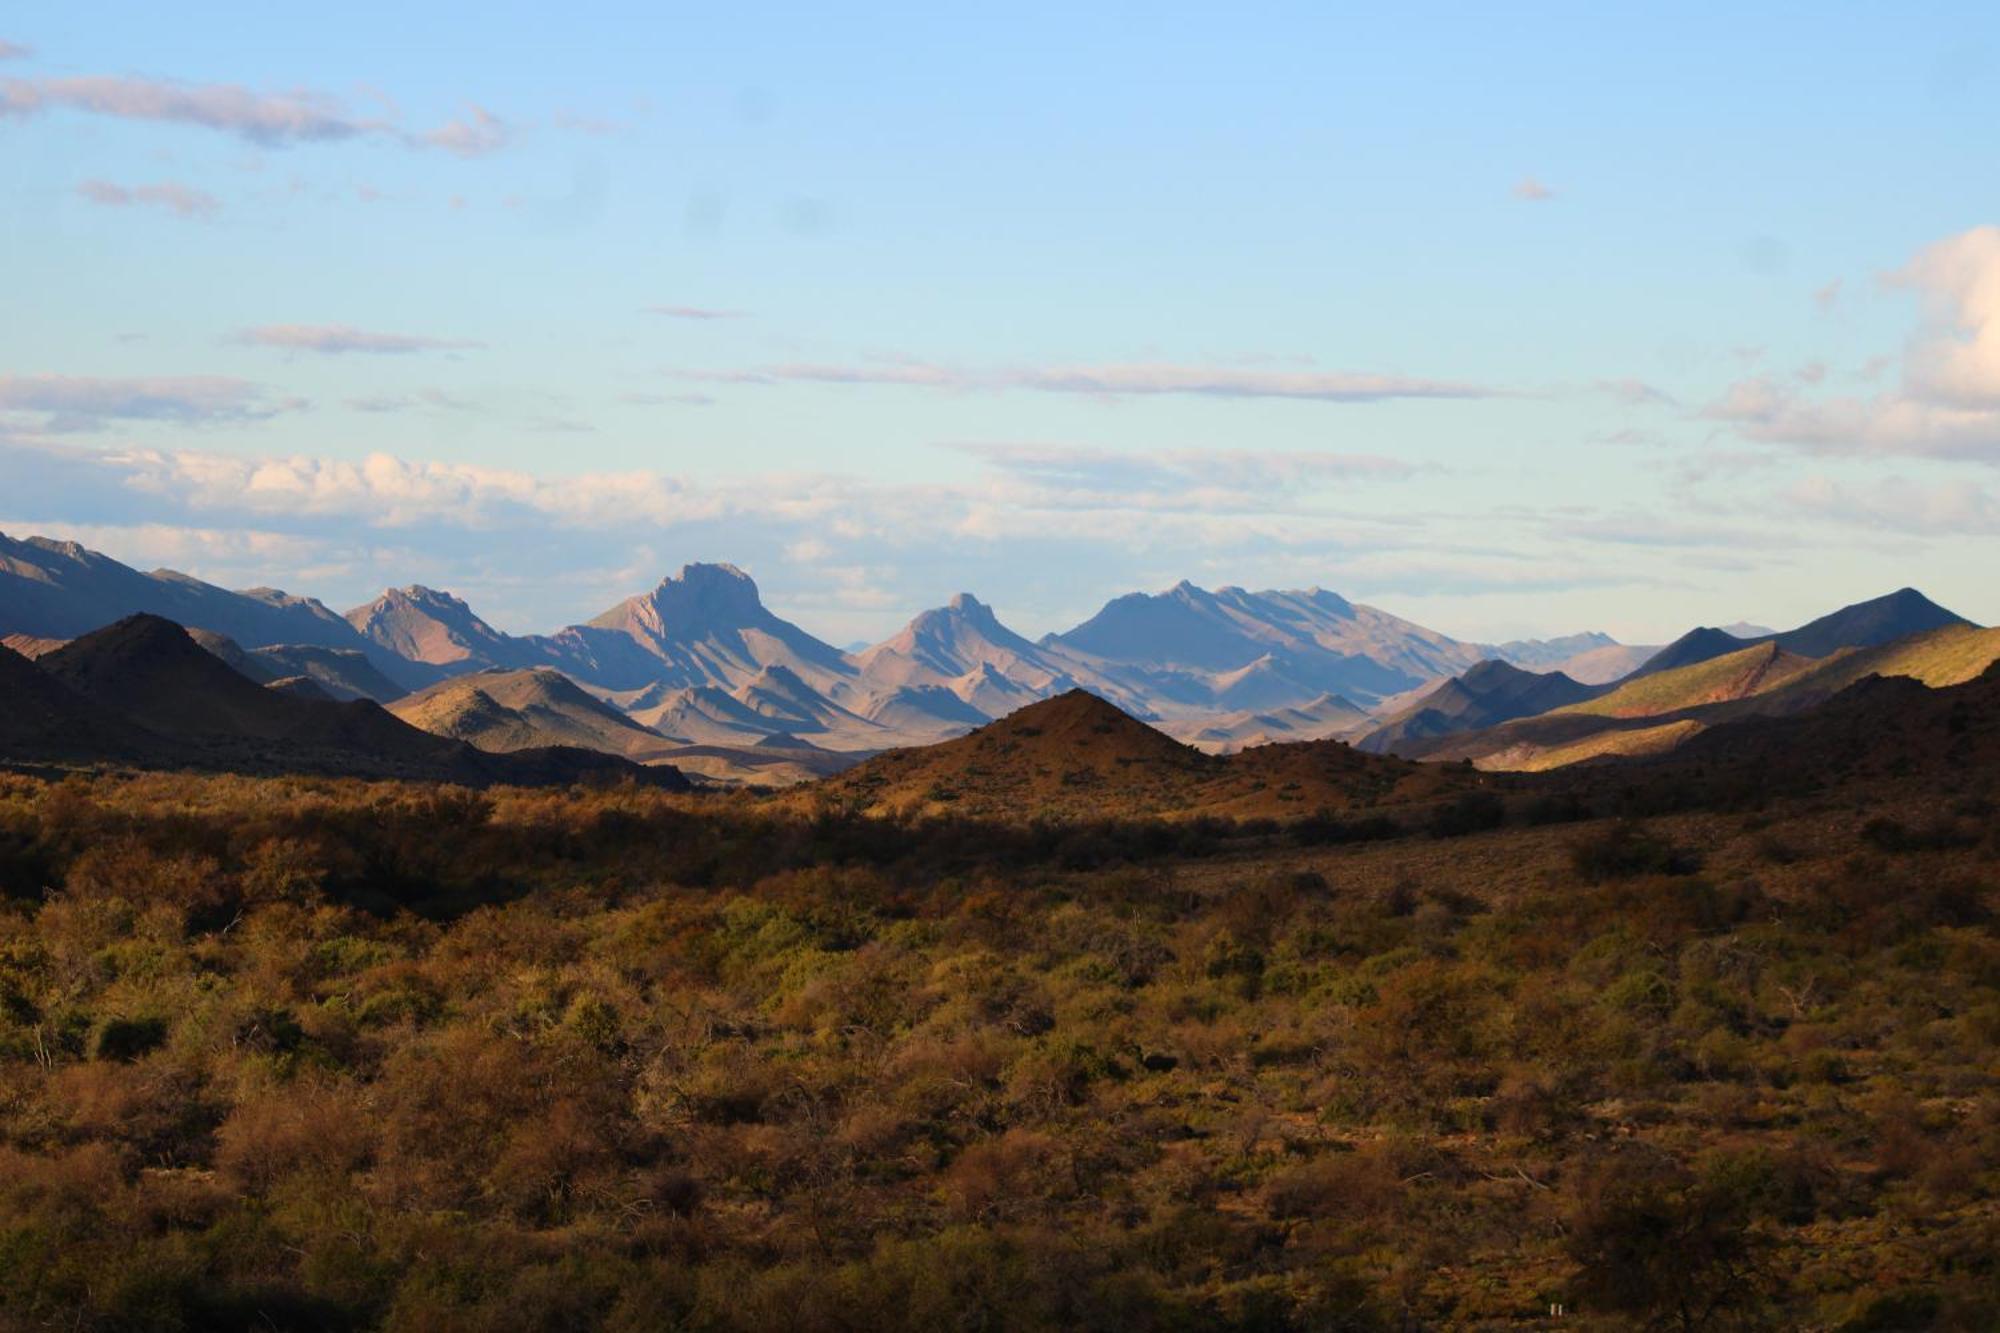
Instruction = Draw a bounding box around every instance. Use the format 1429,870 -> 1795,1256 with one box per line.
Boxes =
0,770 -> 1995,1329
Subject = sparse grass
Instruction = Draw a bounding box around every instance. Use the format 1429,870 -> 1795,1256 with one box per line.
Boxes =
0,766 -> 1993,1329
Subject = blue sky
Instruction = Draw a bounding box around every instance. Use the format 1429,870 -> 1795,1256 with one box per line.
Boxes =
4,3 -> 1999,646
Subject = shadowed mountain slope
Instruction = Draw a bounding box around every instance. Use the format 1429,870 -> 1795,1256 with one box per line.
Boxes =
30,616 -> 684,787
188,629 -> 408,703
1398,623 -> 2000,770
1632,658 -> 2000,793
0,643 -> 156,761
1359,659 -> 1603,755
1624,588 -> 1971,682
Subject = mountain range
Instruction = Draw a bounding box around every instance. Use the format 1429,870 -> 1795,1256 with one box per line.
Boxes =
1,528 -> 1988,786
0,614 -> 683,788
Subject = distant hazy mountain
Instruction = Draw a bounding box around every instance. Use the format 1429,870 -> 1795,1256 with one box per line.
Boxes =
855,593 -> 1090,713
1548,642 -> 1660,685
1041,581 -> 1485,710
541,562 -> 859,697
1171,693 -> 1370,753
1487,631 -> 1618,671
0,531 -> 437,691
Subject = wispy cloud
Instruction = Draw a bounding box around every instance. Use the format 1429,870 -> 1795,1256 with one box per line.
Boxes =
343,388 -> 471,413
0,71 -> 510,154
647,305 -> 750,320
1593,377 -> 1676,406
953,443 -> 1419,498
621,392 -> 716,407
1513,176 -> 1555,202
0,374 -> 299,431
686,359 -> 1501,403
1783,473 -> 2000,535
76,178 -> 219,219
0,40 -> 31,61
236,324 -> 483,356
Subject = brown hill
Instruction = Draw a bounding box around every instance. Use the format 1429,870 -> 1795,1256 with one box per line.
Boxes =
816,689 -> 1470,821
34,616 -> 686,787
391,668 -> 678,761
1608,659 -> 2000,799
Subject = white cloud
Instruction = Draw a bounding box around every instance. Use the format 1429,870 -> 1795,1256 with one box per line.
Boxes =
1513,176 -> 1555,202
1894,224 -> 2000,407
1704,226 -> 2000,462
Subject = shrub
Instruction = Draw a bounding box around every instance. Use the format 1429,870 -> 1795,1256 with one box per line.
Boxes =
1570,821 -> 1701,882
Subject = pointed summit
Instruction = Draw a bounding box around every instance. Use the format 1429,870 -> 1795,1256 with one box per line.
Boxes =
1774,587 -> 1968,659
346,584 -> 525,670
854,592 -> 1088,715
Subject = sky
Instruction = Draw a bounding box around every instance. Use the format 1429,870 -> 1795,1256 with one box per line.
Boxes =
4,3 -> 2000,648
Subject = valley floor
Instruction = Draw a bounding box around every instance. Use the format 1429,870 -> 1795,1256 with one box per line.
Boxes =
0,772 -> 1994,1330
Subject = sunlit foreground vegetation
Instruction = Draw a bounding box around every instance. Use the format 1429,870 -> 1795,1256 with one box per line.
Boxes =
0,769 -> 1995,1330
